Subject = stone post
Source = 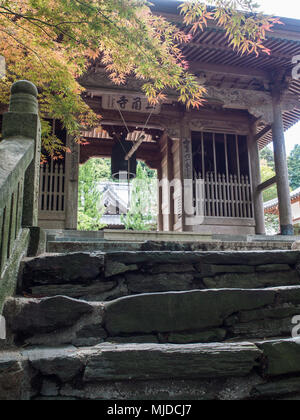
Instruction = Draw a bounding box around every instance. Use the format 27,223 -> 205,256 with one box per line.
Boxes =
248,121 -> 266,235
271,88 -> 294,235
2,80 -> 41,227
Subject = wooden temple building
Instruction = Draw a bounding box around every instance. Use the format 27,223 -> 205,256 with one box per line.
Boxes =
37,0 -> 300,236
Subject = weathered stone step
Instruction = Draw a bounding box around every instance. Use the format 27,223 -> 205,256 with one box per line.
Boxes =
46,229 -> 105,241
0,342 -> 261,400
2,339 -> 300,400
47,241 -> 143,253
103,286 -> 300,341
4,286 -> 300,347
47,240 -> 292,254
46,228 -> 296,249
18,250 -> 300,301
3,296 -> 106,348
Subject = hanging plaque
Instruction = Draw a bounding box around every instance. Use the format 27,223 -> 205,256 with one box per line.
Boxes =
102,94 -> 161,114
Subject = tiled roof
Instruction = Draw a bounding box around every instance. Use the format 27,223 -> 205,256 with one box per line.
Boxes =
264,186 -> 300,210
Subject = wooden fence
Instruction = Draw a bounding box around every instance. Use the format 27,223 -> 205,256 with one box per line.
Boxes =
195,172 -> 253,219
39,161 -> 65,213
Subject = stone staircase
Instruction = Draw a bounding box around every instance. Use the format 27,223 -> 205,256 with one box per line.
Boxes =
1,247 -> 300,400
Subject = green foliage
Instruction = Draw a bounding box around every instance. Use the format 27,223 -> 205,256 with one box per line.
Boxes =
260,159 -> 277,202
77,158 -> 157,231
264,213 -> 280,235
77,158 -> 111,231
288,144 -> 300,191
138,161 -> 156,179
260,151 -> 280,235
260,146 -> 275,171
121,162 -> 157,231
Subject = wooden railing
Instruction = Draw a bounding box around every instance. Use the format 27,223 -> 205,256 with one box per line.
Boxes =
195,172 -> 253,219
0,81 -> 41,301
39,160 -> 65,213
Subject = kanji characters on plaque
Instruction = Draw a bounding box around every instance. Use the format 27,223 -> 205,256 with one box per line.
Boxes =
102,94 -> 161,114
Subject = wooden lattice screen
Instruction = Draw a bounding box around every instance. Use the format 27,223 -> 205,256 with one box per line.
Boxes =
192,131 -> 253,219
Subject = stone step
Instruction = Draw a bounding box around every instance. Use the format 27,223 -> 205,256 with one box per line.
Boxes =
1,338 -> 300,400
47,239 -> 293,254
45,229 -> 297,246
47,241 -> 144,253
4,286 -> 300,347
46,229 -> 212,243
18,250 -> 300,301
46,229 -> 105,241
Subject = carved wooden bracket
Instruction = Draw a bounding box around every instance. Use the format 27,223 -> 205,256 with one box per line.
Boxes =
204,86 -> 299,124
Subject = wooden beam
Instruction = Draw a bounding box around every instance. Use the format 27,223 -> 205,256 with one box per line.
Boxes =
125,134 -> 146,160
255,125 -> 272,142
79,139 -> 160,165
257,176 -> 277,192
189,62 -> 268,79
182,42 -> 295,61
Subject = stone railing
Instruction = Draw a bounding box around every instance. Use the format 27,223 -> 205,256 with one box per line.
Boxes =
0,80 -> 41,312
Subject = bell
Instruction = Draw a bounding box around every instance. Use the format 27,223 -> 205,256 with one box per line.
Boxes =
111,132 -> 137,181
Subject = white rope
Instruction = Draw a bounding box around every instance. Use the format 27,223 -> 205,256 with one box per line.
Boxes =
116,102 -> 130,135
114,99 -> 158,188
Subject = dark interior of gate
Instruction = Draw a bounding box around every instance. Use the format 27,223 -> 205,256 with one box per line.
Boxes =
37,0 -> 300,236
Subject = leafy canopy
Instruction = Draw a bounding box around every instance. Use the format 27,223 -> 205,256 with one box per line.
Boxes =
0,0 -> 279,156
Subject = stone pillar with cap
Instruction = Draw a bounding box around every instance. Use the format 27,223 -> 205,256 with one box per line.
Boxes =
2,80 -> 41,227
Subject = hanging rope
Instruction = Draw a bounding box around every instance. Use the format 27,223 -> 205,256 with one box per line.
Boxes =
113,98 -> 157,207
116,98 -> 157,147
116,102 -> 130,135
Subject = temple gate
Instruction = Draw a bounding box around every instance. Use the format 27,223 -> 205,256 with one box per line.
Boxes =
37,0 -> 300,236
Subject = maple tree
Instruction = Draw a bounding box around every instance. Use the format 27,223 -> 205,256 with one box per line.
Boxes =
0,0 -> 280,157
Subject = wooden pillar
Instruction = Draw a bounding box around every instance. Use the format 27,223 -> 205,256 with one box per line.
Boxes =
248,121 -> 266,235
157,166 -> 163,231
272,89 -> 294,235
167,137 -> 175,231
171,138 -> 183,232
180,118 -> 193,231
65,135 -> 79,230
159,133 -> 174,232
